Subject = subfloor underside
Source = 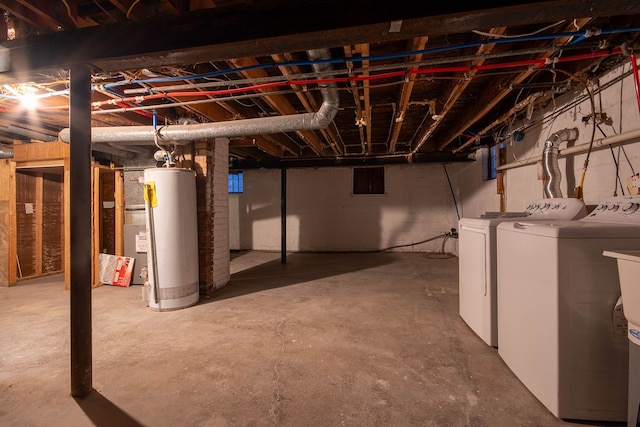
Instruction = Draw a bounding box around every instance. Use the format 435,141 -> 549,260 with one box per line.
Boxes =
0,251 -> 625,427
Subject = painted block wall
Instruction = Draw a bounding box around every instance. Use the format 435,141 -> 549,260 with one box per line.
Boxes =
440,62 -> 640,216
230,62 -> 640,252
500,64 -> 640,210
230,163 -> 461,253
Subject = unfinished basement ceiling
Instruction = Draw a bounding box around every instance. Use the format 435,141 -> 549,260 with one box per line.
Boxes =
0,0 -> 639,167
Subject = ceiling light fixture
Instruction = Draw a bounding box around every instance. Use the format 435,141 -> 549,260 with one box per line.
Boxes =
3,84 -> 40,110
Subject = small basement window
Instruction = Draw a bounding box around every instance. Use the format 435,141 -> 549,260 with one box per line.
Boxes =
489,142 -> 504,180
228,172 -> 243,193
353,167 -> 385,194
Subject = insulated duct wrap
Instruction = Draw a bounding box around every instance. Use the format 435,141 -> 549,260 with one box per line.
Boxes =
0,145 -> 14,159
58,49 -> 339,146
542,128 -> 578,198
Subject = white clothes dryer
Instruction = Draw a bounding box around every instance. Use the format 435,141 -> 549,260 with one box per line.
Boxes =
458,197 -> 586,347
496,195 -> 640,422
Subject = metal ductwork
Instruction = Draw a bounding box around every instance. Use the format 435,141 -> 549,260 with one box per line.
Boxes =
59,49 -> 339,146
2,125 -> 57,142
0,145 -> 13,159
542,128 -> 579,198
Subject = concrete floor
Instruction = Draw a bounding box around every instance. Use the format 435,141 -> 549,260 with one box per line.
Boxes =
0,251 -> 627,427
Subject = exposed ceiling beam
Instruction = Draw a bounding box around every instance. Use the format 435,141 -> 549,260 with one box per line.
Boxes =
0,1 -> 62,32
411,27 -> 506,153
271,52 -> 342,156
228,56 -> 327,156
344,44 -> 369,155
3,1 -> 640,82
436,18 -> 595,151
389,36 -> 428,153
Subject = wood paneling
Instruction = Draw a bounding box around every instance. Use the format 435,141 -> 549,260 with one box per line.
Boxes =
14,170 -> 64,279
16,172 -> 36,278
0,160 -> 11,286
115,171 -> 124,256
42,173 -> 63,274
64,157 -> 70,289
12,142 -> 69,163
0,200 -> 8,286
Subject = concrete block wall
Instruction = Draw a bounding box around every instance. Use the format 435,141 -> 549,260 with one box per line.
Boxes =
230,163 -> 461,254
228,65 -> 640,255
444,64 -> 640,217
500,65 -> 640,210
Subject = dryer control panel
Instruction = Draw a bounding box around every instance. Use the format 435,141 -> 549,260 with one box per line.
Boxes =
585,195 -> 640,223
482,197 -> 586,220
524,197 -> 586,220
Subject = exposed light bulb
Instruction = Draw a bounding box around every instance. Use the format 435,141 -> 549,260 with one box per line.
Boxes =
19,92 -> 38,110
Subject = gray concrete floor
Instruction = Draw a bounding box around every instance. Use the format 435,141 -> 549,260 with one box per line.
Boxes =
0,251 -> 626,427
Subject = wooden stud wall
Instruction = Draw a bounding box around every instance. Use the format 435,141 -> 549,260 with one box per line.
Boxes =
8,162 -> 16,285
115,170 -> 124,257
42,173 -> 63,274
0,160 -> 12,286
91,165 -> 124,288
2,142 -> 133,289
64,157 -> 70,289
16,172 -> 37,278
14,171 -> 64,280
92,166 -> 100,287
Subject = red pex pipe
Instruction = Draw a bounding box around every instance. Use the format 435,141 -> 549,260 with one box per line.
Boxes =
630,53 -> 640,116
0,49 -> 628,113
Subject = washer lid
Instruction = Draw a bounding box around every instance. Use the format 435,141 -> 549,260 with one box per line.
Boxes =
459,216 -> 527,228
496,219 -> 640,238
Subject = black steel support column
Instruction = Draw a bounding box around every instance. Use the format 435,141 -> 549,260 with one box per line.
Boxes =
281,167 -> 287,264
69,64 -> 93,398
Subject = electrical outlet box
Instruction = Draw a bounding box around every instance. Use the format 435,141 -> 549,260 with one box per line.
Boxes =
628,175 -> 640,195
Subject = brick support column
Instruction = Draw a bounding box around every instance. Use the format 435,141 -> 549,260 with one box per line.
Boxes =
191,138 -> 230,297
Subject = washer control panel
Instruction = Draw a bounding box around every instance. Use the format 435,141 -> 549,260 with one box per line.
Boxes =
585,196 -> 640,223
524,197 -> 586,220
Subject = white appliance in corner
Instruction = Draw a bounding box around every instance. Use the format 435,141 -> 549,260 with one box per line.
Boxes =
124,224 -> 147,285
458,197 -> 586,347
496,195 -> 640,422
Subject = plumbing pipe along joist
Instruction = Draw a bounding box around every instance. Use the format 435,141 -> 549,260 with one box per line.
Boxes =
59,50 -> 338,146
497,128 -> 640,171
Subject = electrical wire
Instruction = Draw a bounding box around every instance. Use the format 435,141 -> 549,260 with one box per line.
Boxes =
514,65 -> 632,139
599,124 -> 625,195
472,21 -> 566,38
98,26 -> 640,90
91,89 -> 299,115
121,42 -> 608,96
60,0 -> 77,27
357,230 -> 457,254
443,163 -> 461,221
0,49 -> 619,114
126,0 -> 142,19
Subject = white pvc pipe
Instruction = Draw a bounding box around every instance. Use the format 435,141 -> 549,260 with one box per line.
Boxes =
497,128 -> 640,171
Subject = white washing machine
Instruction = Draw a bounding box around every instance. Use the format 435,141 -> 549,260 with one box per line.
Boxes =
496,195 -> 640,422
458,197 -> 586,347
